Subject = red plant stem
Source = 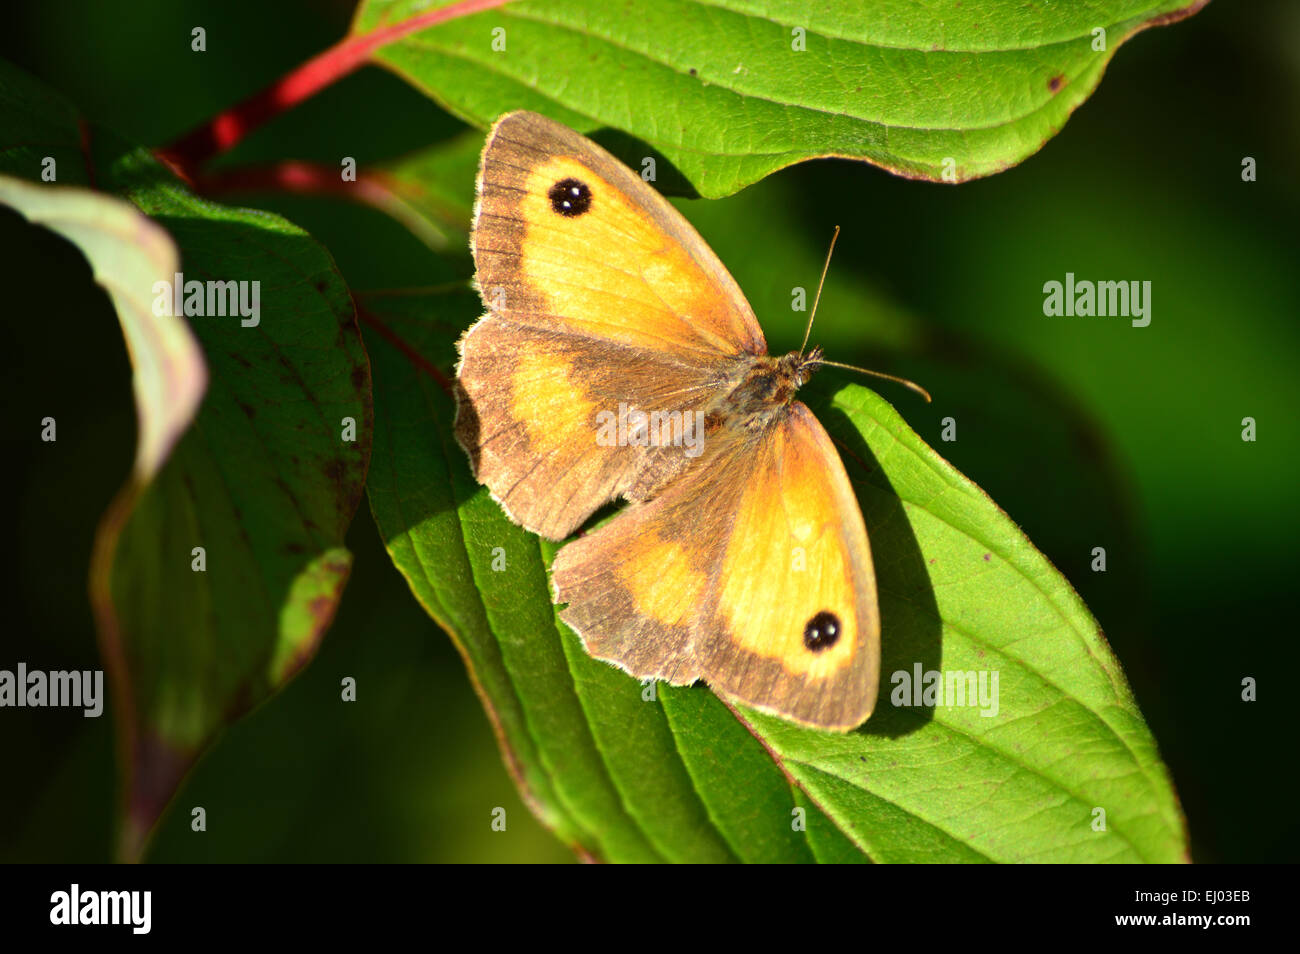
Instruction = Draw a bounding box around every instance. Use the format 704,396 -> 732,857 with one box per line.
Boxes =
157,0 -> 514,177
356,306 -> 454,394
78,117 -> 97,189
196,160 -> 384,199
195,159 -> 470,254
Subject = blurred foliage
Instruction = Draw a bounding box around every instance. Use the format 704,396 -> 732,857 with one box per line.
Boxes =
1,0 -> 1295,862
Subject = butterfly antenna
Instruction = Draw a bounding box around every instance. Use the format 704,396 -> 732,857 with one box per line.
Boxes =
799,225 -> 840,357
815,359 -> 933,403
796,226 -> 931,403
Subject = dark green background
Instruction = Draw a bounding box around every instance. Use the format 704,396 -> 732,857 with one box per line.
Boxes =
1,0 -> 1294,862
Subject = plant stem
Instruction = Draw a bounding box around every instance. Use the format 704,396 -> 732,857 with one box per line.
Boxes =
156,0 -> 514,178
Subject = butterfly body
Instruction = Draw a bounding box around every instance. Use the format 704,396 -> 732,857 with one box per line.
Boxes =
720,346 -> 822,427
456,111 -> 881,730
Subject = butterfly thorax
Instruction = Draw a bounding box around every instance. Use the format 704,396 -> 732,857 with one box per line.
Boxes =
713,346 -> 822,432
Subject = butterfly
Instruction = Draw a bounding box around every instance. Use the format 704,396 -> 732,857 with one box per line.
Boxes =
455,110 -> 907,731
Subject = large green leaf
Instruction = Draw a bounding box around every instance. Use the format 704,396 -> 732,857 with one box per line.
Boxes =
355,0 -> 1209,196
0,60 -> 372,860
361,280 -> 1187,862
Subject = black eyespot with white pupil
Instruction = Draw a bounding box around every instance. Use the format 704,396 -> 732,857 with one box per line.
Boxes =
803,611 -> 841,652
548,178 -> 591,217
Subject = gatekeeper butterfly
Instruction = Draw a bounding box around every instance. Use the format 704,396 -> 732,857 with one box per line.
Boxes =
455,111 -> 924,730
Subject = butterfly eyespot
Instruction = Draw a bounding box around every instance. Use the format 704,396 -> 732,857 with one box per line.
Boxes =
803,611 -> 841,652
548,177 -> 592,217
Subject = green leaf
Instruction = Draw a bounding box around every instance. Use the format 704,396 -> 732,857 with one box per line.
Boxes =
360,280 -> 1186,862
355,0 -> 1208,196
361,290 -> 660,861
0,60 -> 372,859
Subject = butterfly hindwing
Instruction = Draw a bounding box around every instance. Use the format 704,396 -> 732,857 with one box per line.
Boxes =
455,318 -> 722,540
700,402 -> 879,729
552,401 -> 879,729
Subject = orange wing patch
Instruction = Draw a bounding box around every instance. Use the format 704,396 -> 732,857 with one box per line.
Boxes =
507,341 -> 599,462
614,529 -> 708,631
